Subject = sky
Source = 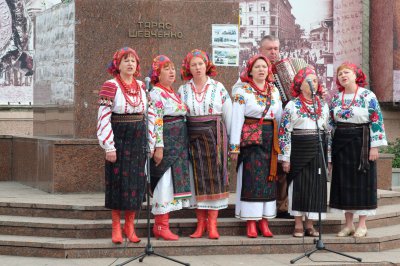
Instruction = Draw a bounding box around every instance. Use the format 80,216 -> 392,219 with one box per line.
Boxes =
288,0 -> 332,34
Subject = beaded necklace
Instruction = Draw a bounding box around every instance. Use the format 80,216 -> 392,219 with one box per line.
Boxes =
341,85 -> 359,109
249,80 -> 271,97
191,82 -> 210,103
155,83 -> 183,105
116,75 -> 143,109
299,94 -> 322,121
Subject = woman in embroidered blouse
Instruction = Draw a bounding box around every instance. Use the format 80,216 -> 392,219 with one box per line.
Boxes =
230,54 -> 282,238
278,67 -> 330,237
178,49 -> 232,239
97,47 -> 154,244
149,55 -> 192,241
329,62 -> 387,238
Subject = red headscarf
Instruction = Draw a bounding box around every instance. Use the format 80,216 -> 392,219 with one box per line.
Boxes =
240,54 -> 274,93
180,49 -> 217,80
336,62 -> 368,92
290,66 -> 323,97
240,54 -> 274,84
150,55 -> 173,85
107,47 -> 141,77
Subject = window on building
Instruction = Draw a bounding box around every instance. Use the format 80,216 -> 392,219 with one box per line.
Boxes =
261,30 -> 266,37
261,4 -> 266,11
271,31 -> 276,37
261,17 -> 266,25
271,17 -> 276,25
249,30 -> 253,38
249,17 -> 254,25
249,5 -> 253,12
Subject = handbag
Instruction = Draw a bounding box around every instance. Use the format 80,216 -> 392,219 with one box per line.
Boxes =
240,96 -> 271,148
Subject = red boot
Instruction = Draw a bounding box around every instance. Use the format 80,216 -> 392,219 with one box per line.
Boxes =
207,210 -> 220,239
111,210 -> 123,244
247,220 -> 258,238
190,209 -> 207,238
259,218 -> 273,237
123,211 -> 141,243
153,213 -> 179,241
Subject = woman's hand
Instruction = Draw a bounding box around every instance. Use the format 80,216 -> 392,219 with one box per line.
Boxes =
328,162 -> 332,175
230,153 -> 238,161
282,161 -> 290,173
153,147 -> 164,166
105,151 -> 117,163
369,147 -> 379,161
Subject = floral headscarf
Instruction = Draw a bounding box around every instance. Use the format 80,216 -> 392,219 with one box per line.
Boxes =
107,47 -> 141,77
150,55 -> 173,84
240,54 -> 274,84
180,49 -> 217,80
336,62 -> 368,92
290,66 -> 323,97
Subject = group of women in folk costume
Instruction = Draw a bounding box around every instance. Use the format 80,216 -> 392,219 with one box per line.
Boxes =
97,46 -> 387,244
97,47 -> 231,243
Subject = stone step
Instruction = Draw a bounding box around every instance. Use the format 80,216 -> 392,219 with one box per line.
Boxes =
0,203 -> 399,239
0,223 -> 399,258
1,181 -> 399,219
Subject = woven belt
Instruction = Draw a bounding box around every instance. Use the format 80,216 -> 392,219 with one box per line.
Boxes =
244,117 -> 273,125
111,113 -> 143,123
164,116 -> 186,123
292,129 -> 324,135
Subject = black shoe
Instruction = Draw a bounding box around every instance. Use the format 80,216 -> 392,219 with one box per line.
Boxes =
276,212 -> 294,219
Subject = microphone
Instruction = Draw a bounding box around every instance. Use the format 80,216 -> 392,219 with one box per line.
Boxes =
144,77 -> 151,91
306,78 -> 316,95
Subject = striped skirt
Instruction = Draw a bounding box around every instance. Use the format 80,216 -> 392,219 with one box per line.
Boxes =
150,116 -> 192,200
288,130 -> 327,213
329,123 -> 377,210
187,115 -> 229,202
105,114 -> 146,210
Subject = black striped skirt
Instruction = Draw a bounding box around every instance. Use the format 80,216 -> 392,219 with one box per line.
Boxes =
288,130 -> 327,213
187,115 -> 229,202
329,123 -> 377,210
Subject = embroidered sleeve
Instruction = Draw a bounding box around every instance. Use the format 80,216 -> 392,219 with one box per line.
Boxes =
367,93 -> 388,147
229,89 -> 246,153
278,101 -> 293,162
220,84 -> 233,136
271,86 -> 283,124
149,88 -> 165,148
322,103 -> 332,162
98,81 -> 117,107
97,104 -> 115,152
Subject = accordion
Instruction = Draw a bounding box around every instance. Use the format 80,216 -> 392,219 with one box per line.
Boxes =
273,58 -> 308,103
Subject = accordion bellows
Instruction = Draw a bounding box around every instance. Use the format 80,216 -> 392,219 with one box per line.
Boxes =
274,58 -> 309,102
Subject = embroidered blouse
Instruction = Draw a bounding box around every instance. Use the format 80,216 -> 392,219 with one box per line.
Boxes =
229,83 -> 283,153
178,77 -> 232,134
97,78 -> 155,152
278,97 -> 331,162
329,87 -> 387,147
150,85 -> 187,148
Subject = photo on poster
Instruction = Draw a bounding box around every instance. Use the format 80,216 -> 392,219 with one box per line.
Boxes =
212,24 -> 239,47
239,0 -> 335,93
213,47 -> 239,66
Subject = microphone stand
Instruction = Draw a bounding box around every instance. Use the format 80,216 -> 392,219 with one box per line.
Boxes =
290,87 -> 361,264
117,78 -> 190,266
